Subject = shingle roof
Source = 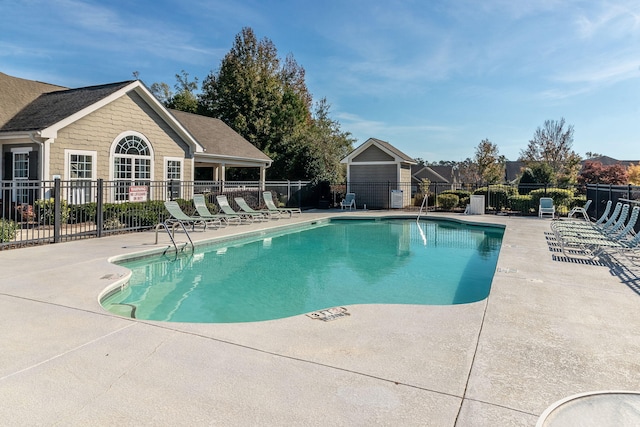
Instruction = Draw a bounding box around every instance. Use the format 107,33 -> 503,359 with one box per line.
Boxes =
367,137 -> 416,163
585,156 -> 637,167
412,166 -> 451,183
505,161 -> 525,182
1,79 -> 133,132
169,109 -> 271,162
0,72 -> 67,129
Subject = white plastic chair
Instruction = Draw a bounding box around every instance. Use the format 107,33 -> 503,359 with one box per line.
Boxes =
341,193 -> 356,210
538,197 -> 555,218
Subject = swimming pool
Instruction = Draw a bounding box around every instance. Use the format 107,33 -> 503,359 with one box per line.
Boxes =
101,218 -> 504,323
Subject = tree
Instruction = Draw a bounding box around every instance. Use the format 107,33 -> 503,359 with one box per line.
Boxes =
199,27 -> 285,153
585,151 -> 603,159
167,70 -> 198,113
578,161 -> 628,185
149,70 -> 199,113
457,158 -> 480,186
413,158 -> 426,167
628,164 -> 640,185
301,98 -> 355,182
149,81 -> 172,105
198,27 -> 350,180
519,118 -> 581,185
475,139 -> 505,184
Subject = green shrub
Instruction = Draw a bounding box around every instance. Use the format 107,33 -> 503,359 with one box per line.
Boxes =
568,195 -> 587,210
0,219 -> 19,243
529,188 -> 574,215
441,189 -> 472,198
508,195 -> 534,214
441,190 -> 471,208
69,202 -> 97,223
34,198 -> 70,224
459,196 -> 470,209
103,200 -> 165,228
437,194 -> 459,210
475,185 -> 516,211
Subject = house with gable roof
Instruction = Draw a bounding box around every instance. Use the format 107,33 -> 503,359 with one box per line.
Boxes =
411,164 -> 462,194
341,137 -> 416,208
0,72 -> 271,211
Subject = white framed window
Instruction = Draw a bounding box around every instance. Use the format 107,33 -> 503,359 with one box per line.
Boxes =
165,157 -> 183,199
65,149 -> 97,204
110,132 -> 154,201
11,147 -> 32,204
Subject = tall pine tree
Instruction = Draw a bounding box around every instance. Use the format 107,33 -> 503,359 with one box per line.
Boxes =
199,27 -> 353,180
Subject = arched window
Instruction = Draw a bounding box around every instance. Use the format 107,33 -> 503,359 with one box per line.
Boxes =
111,133 -> 153,201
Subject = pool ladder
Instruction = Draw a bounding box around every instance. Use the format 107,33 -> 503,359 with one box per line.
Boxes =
416,196 -> 428,245
154,221 -> 195,253
416,194 -> 428,222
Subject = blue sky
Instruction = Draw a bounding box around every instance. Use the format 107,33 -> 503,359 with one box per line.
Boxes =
2,0 -> 639,162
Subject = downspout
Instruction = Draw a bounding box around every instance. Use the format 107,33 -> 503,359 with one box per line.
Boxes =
28,132 -> 47,199
28,131 -> 45,177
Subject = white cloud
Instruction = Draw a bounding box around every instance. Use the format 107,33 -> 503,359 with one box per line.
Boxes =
40,0 -> 220,64
575,1 -> 640,39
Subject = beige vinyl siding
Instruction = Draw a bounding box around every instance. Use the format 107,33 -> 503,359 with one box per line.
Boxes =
350,164 -> 396,182
353,145 -> 394,162
349,164 -> 396,209
50,92 -> 193,181
400,164 -> 411,182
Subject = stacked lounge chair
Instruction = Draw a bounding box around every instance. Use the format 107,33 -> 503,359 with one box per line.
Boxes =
234,197 -> 276,220
164,200 -> 221,230
262,191 -> 301,217
216,195 -> 263,223
567,199 -> 592,221
552,201 -> 640,262
193,194 -> 240,225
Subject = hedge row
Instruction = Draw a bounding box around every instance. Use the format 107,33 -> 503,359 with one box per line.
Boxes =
429,187 -> 588,215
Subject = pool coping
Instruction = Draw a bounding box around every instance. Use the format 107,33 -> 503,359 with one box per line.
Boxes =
1,210 -> 639,425
101,215 -> 504,321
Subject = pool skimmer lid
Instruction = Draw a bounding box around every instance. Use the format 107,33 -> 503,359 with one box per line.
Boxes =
306,306 -> 350,322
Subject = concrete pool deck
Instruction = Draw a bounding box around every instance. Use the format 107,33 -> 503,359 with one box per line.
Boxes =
1,211 -> 639,426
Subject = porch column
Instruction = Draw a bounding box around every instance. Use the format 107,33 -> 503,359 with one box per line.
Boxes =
259,166 -> 266,190
220,164 -> 226,192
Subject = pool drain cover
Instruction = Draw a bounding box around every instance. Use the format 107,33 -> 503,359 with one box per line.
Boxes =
306,307 -> 350,322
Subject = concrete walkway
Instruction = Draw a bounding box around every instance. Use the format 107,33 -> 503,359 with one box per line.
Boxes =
0,211 -> 639,426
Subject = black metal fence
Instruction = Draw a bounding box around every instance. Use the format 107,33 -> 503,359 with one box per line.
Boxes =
2,178 -> 639,250
328,182 -> 598,214
586,183 -> 640,224
0,179 -> 311,249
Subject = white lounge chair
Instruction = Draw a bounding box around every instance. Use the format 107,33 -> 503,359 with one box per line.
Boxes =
262,191 -> 301,217
567,200 -> 592,221
234,196 -> 271,220
193,194 -> 240,225
163,200 -> 219,230
554,204 -> 637,260
341,193 -> 356,211
538,197 -> 555,218
215,195 -> 256,223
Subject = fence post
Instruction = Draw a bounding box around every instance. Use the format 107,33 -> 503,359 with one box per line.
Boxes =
96,179 -> 104,238
53,178 -> 61,243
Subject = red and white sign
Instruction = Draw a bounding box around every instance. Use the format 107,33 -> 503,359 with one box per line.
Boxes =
129,185 -> 148,202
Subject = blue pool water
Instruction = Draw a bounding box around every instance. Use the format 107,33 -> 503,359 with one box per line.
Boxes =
102,219 -> 503,323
